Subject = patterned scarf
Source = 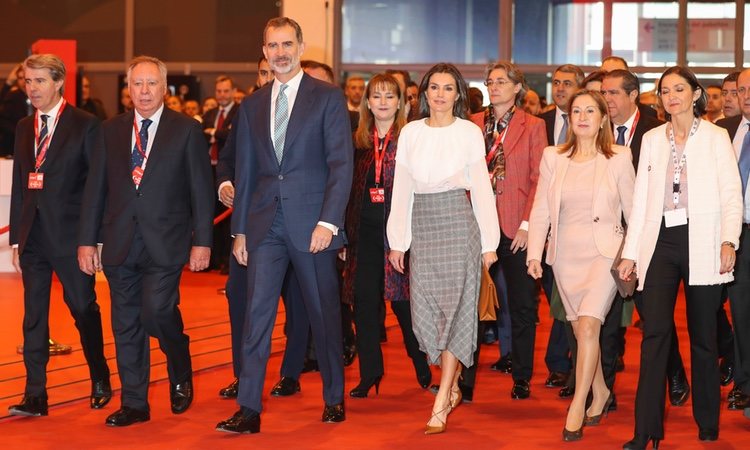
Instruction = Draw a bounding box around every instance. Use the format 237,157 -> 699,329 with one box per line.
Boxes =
482,106 -> 515,191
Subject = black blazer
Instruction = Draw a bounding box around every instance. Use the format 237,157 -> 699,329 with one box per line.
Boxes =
202,102 -> 239,155
10,105 -> 101,257
539,108 -> 557,146
628,113 -> 664,171
79,107 -> 214,266
716,115 -> 743,140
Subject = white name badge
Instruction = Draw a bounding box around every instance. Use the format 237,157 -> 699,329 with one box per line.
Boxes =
664,208 -> 688,228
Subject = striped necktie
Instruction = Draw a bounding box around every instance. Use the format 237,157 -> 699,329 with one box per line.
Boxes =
273,84 -> 289,164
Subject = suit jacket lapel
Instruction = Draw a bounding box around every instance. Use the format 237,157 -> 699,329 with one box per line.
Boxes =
283,74 -> 315,157
140,109 -> 173,187
40,107 -> 73,168
256,87 -> 274,158
118,111 -> 138,192
502,110 -> 526,158
592,152 -> 607,209
552,151 -> 570,219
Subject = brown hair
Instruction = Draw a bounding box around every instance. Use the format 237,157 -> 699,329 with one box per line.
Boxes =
24,54 -> 66,95
418,63 -> 469,119
353,74 -> 406,149
558,89 -> 614,159
264,17 -> 303,44
485,61 -> 527,107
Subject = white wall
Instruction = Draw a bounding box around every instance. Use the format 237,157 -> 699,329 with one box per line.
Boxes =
282,0 -> 336,66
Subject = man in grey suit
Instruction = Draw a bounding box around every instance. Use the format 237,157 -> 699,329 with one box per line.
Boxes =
215,17 -> 353,434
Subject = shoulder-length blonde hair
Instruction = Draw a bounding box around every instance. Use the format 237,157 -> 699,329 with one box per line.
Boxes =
353,73 -> 407,149
558,89 -> 615,159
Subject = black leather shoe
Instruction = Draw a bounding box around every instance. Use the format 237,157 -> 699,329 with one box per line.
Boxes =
490,354 -> 512,373
458,383 -> 474,403
301,359 -> 319,373
216,408 -> 260,434
511,379 -> 530,399
728,384 -> 741,401
668,373 -> 689,406
343,338 -> 357,367
719,358 -> 734,386
322,402 -> 345,423
8,396 -> 48,417
90,379 -> 112,409
562,426 -> 583,441
559,386 -> 575,398
414,357 -> 432,389
349,376 -> 381,398
105,407 -> 150,426
623,434 -> 660,449
728,391 -> 750,410
270,377 -> 300,396
698,428 -> 718,441
219,378 -> 239,399
545,371 -> 569,388
170,380 -> 193,414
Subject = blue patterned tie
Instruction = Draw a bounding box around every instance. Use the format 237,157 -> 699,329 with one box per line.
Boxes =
37,114 -> 49,151
616,125 -> 627,146
131,118 -> 152,172
557,113 -> 568,145
739,123 -> 750,198
273,84 -> 289,164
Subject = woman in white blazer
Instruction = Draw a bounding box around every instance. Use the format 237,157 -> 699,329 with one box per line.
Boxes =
527,90 -> 635,442
617,66 -> 743,449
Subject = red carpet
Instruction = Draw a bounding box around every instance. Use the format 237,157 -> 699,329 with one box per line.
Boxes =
0,271 -> 748,449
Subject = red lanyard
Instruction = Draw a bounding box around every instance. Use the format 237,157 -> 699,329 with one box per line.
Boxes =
33,99 -> 66,171
133,117 -> 148,161
625,109 -> 640,147
485,126 -> 509,166
372,126 -> 392,185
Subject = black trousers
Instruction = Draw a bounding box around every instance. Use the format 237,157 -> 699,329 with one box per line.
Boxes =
633,222 -> 722,438
499,233 -> 539,382
728,226 -> 750,394
104,229 -> 190,411
20,218 -> 109,397
352,219 -> 425,380
225,250 -> 248,378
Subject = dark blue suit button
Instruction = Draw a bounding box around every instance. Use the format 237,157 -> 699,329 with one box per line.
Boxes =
136,192 -> 142,197
278,175 -> 284,180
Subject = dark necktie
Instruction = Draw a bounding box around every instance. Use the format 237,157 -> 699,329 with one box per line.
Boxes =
739,123 -> 750,197
557,113 -> 568,145
616,125 -> 627,146
273,84 -> 289,164
36,114 -> 49,154
131,118 -> 152,173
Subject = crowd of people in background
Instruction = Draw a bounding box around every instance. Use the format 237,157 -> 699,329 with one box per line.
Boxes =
3,15 -> 750,450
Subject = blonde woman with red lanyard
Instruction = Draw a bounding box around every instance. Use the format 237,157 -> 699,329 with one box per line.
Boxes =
342,73 -> 432,399
618,66 -> 742,449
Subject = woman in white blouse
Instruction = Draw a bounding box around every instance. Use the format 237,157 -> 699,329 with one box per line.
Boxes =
387,63 -> 499,435
617,66 -> 742,449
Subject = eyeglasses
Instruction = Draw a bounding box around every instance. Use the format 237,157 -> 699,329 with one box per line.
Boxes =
484,79 -> 513,87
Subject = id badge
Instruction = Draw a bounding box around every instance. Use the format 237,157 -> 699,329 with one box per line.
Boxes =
664,208 -> 687,228
28,172 -> 44,189
369,187 -> 385,203
131,166 -> 144,186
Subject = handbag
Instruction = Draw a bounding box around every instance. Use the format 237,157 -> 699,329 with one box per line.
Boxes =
610,235 -> 637,298
478,264 -> 499,321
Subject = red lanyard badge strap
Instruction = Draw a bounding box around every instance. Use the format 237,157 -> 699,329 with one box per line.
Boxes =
33,99 -> 67,172
372,126 -> 392,186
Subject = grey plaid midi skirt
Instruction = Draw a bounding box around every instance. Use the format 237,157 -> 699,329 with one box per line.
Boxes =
409,189 -> 481,368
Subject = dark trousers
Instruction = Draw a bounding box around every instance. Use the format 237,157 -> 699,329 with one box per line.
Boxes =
633,222 -> 722,438
225,250 -> 248,378
460,321 -> 485,389
499,233 -> 539,382
728,226 -> 750,393
104,230 -> 190,411
237,208 -> 344,412
279,268 -> 309,379
390,301 -> 428,377
490,263 -> 512,356
543,261 -> 571,374
353,220 -> 385,379
20,219 -> 109,397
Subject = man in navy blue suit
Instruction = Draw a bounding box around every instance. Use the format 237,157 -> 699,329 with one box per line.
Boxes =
215,17 -> 353,434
